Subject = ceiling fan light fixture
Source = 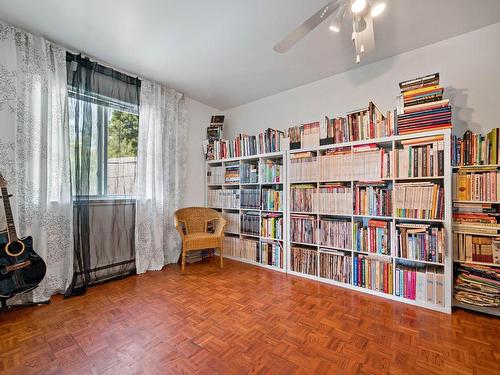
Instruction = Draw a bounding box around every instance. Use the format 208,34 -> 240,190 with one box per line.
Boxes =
329,24 -> 340,32
351,0 -> 367,14
329,2 -> 347,33
371,1 -> 386,17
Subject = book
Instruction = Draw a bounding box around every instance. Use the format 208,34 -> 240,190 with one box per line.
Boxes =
290,184 -> 316,212
291,246 -> 318,276
354,181 -> 392,217
261,241 -> 283,268
319,250 -> 351,283
394,182 -> 444,220
224,236 -> 258,262
353,255 -> 393,294
396,136 -> 445,177
290,214 -> 317,244
454,263 -> 500,308
353,219 -> 391,255
319,218 -> 352,250
261,214 -> 283,240
396,223 -> 445,263
452,129 -> 500,166
317,183 -> 352,215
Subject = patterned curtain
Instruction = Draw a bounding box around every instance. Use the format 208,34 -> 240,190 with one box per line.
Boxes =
0,22 -> 73,302
135,80 -> 187,273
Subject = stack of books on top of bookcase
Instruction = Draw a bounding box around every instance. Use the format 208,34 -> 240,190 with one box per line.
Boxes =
397,73 -> 452,135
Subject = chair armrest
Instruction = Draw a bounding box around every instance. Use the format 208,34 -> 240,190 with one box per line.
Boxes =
174,216 -> 185,239
214,217 -> 227,236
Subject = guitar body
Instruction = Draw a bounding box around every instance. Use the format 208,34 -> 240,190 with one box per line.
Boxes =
0,236 -> 47,298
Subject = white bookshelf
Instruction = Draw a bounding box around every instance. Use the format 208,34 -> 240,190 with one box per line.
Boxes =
206,151 -> 287,273
204,130 -> 453,314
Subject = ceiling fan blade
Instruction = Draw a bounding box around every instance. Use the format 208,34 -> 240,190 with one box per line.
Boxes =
274,0 -> 343,53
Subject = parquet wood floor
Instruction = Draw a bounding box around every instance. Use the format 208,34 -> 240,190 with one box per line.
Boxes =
0,257 -> 499,375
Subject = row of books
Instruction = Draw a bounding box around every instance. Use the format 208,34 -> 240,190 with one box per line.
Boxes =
289,146 -> 392,181
453,233 -> 500,264
261,188 -> 283,211
290,215 -> 316,244
261,241 -> 283,268
395,135 -> 445,178
351,145 -> 392,181
452,128 -> 500,166
240,162 -> 258,183
241,212 -> 260,236
395,224 -> 445,263
240,189 -> 260,209
353,255 -> 393,294
396,73 -> 452,135
454,263 -> 500,308
393,182 -> 444,220
207,166 -> 224,184
207,189 -> 240,208
208,130 -> 284,160
395,263 -> 444,305
290,185 -> 316,212
224,212 -> 240,233
224,237 -> 258,262
452,169 -> 500,202
319,250 -> 351,284
261,214 -> 283,240
261,159 -> 282,183
346,102 -> 393,141
318,218 -> 352,250
225,164 -> 239,184
354,182 -> 391,217
317,185 -> 353,215
319,147 -> 352,181
291,246 -> 317,276
353,220 -> 390,255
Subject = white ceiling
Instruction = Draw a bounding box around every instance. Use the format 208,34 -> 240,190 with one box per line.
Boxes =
1,0 -> 500,110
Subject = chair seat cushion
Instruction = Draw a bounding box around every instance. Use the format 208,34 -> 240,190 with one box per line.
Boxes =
184,232 -> 221,250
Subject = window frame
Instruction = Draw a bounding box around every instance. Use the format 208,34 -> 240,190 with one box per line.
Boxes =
68,89 -> 139,200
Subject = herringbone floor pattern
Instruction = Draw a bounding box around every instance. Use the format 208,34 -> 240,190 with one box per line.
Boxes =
0,257 -> 499,374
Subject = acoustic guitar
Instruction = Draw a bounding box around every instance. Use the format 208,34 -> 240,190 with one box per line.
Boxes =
0,174 -> 46,298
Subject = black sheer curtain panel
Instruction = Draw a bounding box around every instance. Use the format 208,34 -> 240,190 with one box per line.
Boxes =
65,52 -> 141,297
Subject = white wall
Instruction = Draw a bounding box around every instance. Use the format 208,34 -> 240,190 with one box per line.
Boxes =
224,22 -> 500,139
184,97 -> 219,206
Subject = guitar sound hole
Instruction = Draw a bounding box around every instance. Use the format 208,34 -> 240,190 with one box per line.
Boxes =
6,241 -> 24,256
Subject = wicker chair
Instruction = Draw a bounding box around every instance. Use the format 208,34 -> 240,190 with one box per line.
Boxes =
174,207 -> 227,272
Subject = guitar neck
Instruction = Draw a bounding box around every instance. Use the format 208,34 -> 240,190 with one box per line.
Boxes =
1,187 -> 18,242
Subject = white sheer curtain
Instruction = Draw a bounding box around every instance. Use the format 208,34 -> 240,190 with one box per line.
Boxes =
0,22 -> 73,302
135,80 -> 187,273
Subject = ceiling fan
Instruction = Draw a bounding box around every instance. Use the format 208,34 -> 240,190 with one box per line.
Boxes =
274,0 -> 387,63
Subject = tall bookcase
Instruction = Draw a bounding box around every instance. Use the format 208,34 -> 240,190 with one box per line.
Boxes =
205,129 -> 452,314
206,151 -> 287,273
452,164 -> 500,317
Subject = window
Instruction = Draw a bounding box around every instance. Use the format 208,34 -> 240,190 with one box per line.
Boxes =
68,95 -> 139,198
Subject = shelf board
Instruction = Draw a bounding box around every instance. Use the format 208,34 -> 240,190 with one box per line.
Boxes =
261,209 -> 283,213
353,214 -> 392,220
395,217 -> 444,223
453,200 -> 500,204
453,260 -> 500,267
395,257 -> 444,266
318,212 -> 352,217
224,231 -> 240,236
290,240 -> 318,248
318,245 -> 353,252
452,231 -> 500,237
223,254 -> 286,273
453,299 -> 500,317
240,233 -> 260,238
395,176 -> 444,181
261,181 -> 283,185
260,237 -> 284,242
353,250 -> 392,259
452,164 -> 500,170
